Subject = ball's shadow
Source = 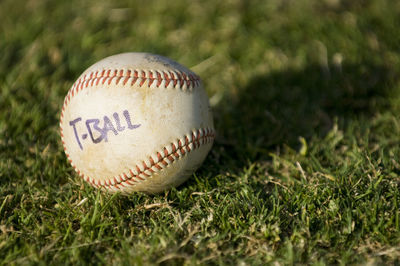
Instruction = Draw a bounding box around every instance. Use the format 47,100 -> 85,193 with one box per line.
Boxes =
201,62 -> 396,177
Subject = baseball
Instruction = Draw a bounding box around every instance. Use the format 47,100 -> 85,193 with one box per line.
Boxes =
60,53 -> 215,194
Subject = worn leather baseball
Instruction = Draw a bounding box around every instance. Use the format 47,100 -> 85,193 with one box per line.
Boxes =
60,53 -> 214,193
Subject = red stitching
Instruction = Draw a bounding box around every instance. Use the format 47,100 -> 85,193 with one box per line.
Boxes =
123,70 -> 131,85
181,72 -> 189,88
140,71 -> 146,87
66,69 -> 200,100
129,169 -> 135,177
156,71 -> 162,87
170,71 -> 177,87
160,159 -> 168,166
164,71 -> 171,87
142,161 -> 149,171
107,76 -> 114,85
70,128 -> 215,190
86,128 -> 215,189
148,71 -> 155,87
131,70 -> 138,86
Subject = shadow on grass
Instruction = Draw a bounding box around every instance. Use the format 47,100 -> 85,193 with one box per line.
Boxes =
206,62 -> 397,174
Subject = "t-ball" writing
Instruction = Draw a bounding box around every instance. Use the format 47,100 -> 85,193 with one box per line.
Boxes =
69,110 -> 141,150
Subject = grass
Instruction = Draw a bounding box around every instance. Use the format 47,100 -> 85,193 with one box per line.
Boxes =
1,0 -> 400,264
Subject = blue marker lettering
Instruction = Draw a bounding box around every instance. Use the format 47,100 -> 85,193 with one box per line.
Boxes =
69,117 -> 83,150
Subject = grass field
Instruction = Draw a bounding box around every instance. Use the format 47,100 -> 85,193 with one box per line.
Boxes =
1,0 -> 400,264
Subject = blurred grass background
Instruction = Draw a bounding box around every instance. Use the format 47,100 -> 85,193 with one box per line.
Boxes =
1,0 -> 400,264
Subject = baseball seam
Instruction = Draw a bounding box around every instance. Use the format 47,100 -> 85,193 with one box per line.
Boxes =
59,67 -> 213,191
60,68 -> 200,124
64,127 -> 215,191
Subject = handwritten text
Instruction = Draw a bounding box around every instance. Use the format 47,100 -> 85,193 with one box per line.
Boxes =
69,110 -> 141,150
